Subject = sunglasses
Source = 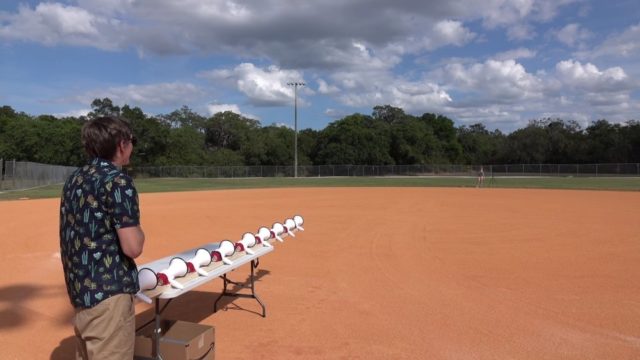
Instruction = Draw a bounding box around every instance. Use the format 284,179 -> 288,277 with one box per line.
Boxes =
129,135 -> 138,146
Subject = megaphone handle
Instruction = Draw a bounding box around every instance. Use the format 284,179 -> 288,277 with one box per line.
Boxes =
136,292 -> 152,304
168,279 -> 184,289
197,268 -> 209,276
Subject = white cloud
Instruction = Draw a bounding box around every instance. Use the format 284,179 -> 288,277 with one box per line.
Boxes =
439,59 -> 544,102
481,0 -> 578,27
207,103 -> 242,115
445,104 -> 524,127
555,60 -> 631,92
390,82 -> 453,112
589,23 -> 640,58
400,20 -> 476,54
200,63 -> 304,106
317,79 -> 340,95
554,23 -> 591,47
53,108 -> 92,118
493,47 -> 537,61
2,0 -> 636,130
324,108 -> 350,119
506,23 -> 536,41
68,82 -> 205,108
334,71 -> 452,114
538,110 -> 591,127
75,0 -> 135,15
0,3 -> 118,49
206,103 -> 258,119
0,1 -> 572,65
481,0 -> 536,28
429,58 -> 636,126
583,92 -> 630,107
480,0 -> 581,42
532,0 -> 579,21
270,122 -> 292,129
431,20 -> 476,47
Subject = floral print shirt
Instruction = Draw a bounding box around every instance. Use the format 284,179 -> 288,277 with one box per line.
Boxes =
59,158 -> 140,308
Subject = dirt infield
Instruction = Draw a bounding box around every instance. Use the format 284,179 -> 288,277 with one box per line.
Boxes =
1,187 -> 639,359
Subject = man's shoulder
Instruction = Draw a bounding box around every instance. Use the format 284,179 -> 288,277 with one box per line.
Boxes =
89,159 -> 131,182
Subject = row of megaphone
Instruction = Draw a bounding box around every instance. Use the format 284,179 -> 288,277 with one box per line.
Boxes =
135,215 -> 304,303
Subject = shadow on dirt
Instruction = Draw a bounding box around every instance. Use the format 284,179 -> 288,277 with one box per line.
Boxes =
49,268 -> 270,358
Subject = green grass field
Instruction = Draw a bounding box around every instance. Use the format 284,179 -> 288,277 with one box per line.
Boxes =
0,176 -> 638,201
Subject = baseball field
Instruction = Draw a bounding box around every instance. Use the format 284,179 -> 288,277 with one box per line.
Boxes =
0,180 -> 639,359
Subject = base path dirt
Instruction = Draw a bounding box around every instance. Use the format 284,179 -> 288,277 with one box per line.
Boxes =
1,187 -> 639,359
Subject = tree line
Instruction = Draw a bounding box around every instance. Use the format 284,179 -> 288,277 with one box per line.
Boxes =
1,99 -> 639,167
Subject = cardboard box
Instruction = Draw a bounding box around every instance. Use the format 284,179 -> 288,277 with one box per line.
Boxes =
134,319 -> 215,360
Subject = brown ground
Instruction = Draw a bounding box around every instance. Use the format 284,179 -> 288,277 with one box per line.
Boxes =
1,187 -> 639,359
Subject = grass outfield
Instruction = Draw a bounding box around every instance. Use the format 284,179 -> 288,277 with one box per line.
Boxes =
0,176 -> 638,201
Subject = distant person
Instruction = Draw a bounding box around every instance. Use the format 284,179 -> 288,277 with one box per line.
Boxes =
59,116 -> 145,360
476,166 -> 485,188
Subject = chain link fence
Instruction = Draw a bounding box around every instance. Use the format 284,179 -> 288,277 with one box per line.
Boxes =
0,159 -> 77,191
131,163 -> 640,179
1,161 -> 638,191
488,163 -> 640,177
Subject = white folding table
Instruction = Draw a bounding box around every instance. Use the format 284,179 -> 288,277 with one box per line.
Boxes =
136,242 -> 274,360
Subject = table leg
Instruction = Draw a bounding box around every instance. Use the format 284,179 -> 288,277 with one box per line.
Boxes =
213,258 -> 266,317
213,274 -> 230,313
153,299 -> 163,360
250,259 -> 266,317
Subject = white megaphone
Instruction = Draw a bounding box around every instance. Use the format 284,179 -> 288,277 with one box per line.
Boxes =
271,222 -> 285,242
211,240 -> 235,265
235,232 -> 256,255
284,218 -> 297,237
186,248 -> 212,276
293,215 -> 304,231
136,268 -> 158,304
157,257 -> 188,289
256,227 -> 273,248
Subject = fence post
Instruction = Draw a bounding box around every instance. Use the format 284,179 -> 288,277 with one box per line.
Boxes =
12,159 -> 16,190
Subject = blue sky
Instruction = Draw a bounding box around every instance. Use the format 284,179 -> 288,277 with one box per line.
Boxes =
1,0 -> 639,132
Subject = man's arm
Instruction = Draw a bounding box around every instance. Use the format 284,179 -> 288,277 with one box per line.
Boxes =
117,226 -> 145,259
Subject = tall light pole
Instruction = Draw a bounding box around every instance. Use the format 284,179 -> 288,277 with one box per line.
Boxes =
287,82 -> 304,178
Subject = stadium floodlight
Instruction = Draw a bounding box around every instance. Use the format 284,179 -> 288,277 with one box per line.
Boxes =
287,82 -> 305,178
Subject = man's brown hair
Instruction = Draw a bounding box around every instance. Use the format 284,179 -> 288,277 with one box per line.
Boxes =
81,116 -> 133,160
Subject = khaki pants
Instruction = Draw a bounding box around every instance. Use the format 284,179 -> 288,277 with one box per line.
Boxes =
74,294 -> 135,360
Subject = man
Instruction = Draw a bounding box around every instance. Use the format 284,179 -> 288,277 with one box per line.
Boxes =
59,116 -> 145,359
476,165 -> 485,188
